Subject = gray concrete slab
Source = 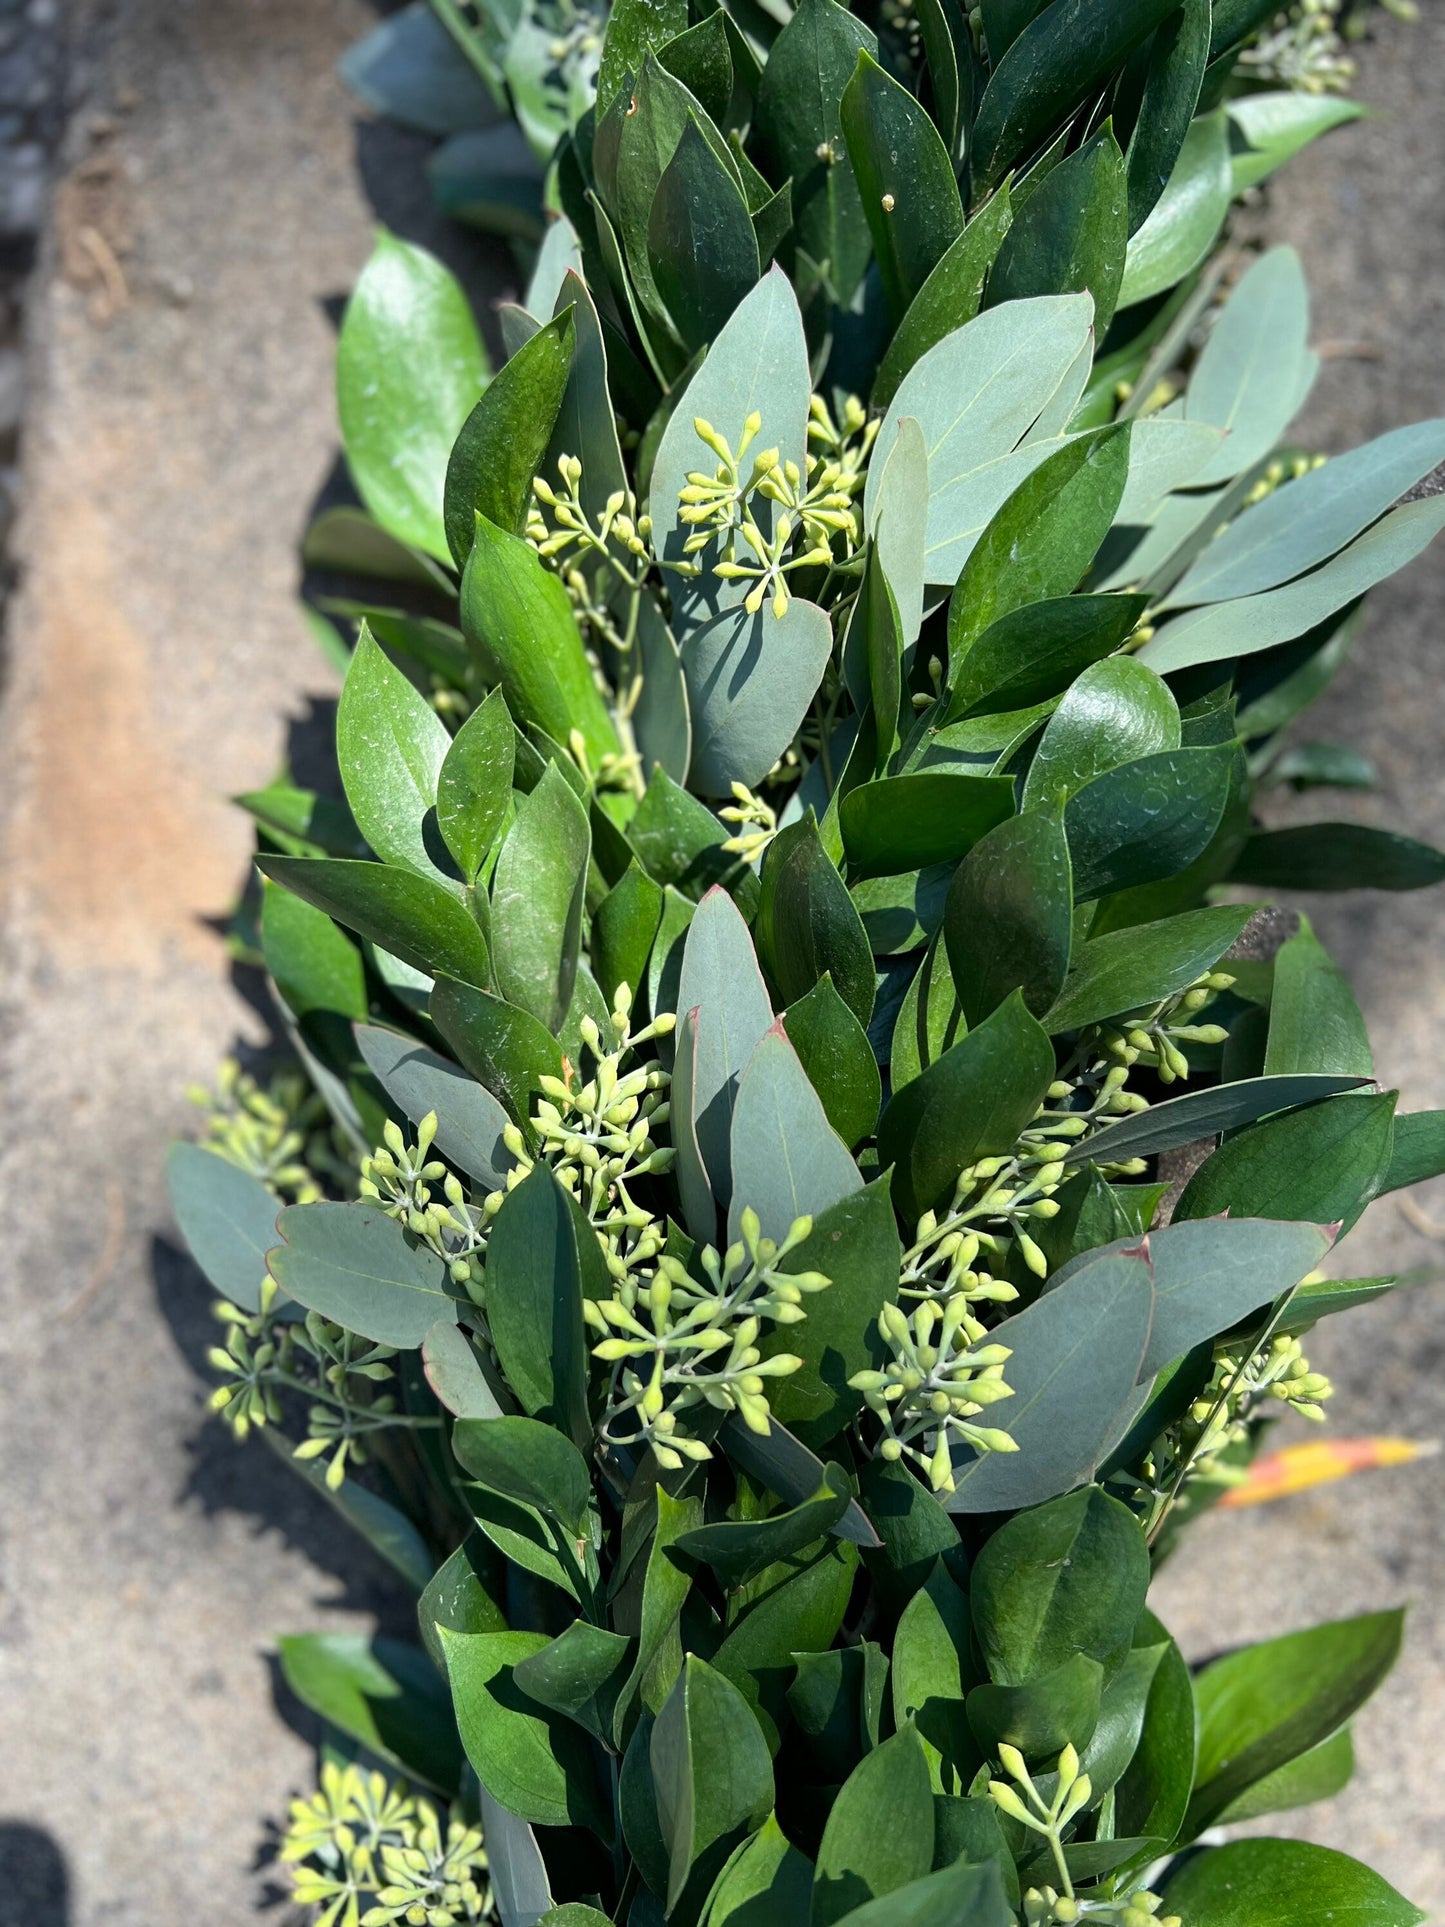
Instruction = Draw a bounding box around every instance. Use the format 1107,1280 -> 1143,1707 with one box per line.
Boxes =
0,3 -> 1440,1923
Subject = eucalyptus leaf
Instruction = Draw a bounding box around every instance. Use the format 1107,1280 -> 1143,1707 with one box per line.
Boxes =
269,1202 -> 462,1348
356,1024 -> 515,1189
167,1143 -> 282,1315
728,1022 -> 863,1245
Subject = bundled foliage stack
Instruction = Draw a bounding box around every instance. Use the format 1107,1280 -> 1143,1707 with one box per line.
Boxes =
169,0 -> 1445,1921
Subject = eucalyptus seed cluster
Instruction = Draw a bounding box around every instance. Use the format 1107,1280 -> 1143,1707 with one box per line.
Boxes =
1237,0 -> 1355,92
360,1111 -> 492,1299
588,1206 -> 830,1470
208,1291 -> 400,1489
188,1056 -> 336,1201
850,1298 -> 1016,1492
673,395 -> 872,617
282,1762 -> 493,1927
1181,1332 -> 1335,1487
991,1746 -> 1183,1927
503,989 -> 678,1293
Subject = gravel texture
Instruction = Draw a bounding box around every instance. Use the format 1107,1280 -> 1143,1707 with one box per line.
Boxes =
0,3 -> 1440,1922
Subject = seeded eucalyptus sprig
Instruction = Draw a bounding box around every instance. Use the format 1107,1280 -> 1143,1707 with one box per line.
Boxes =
166,0 -> 1445,1921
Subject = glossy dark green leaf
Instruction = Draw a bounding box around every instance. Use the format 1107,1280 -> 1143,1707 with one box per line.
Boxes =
1264,916 -> 1372,1078
652,1656 -> 774,1910
1021,656 -> 1180,813
444,309 -> 575,565
483,1165 -> 590,1446
988,126 -> 1128,334
1378,1110 -> 1445,1198
356,1024 -> 514,1190
889,932 -> 967,1093
814,1725 -> 935,1926
1112,1614 -> 1193,1857
828,1861 -> 1014,1927
452,1415 -> 593,1537
430,974 -> 566,1128
336,232 -> 488,562
1124,0 -> 1209,232
1064,742 -> 1234,902
966,1653 -> 1105,1757
971,1486 -> 1149,1685
677,1466 -> 853,1589
755,0 -> 875,306
1273,1273 -> 1402,1338
1187,1610 -> 1404,1834
970,0 -> 1177,195
1216,1724 -> 1356,1826
658,12 -> 733,126
728,1023 -> 862,1244
512,1620 -> 635,1748
1165,1838 -> 1424,1927
444,1628 -> 611,1832
1176,1088 -> 1396,1233
258,856 -> 488,988
436,688 -> 515,886
949,428 -> 1133,661
677,885 -> 775,1205
857,1458 -> 964,1621
981,0 -> 1046,61
631,773 -> 758,914
240,781 -> 366,859
762,1178 -> 902,1447
840,775 -> 1016,882
167,1143 -> 281,1315
758,814 -> 875,1026
1044,903 -> 1252,1033
720,1415 -> 881,1548
1117,108 -> 1230,309
944,808 -> 1073,1025
616,56 -> 747,356
595,861 -> 666,1013
461,513 -> 620,769
269,1202 -> 460,1347
649,119 -> 761,354
839,50 -> 963,321
1078,1639 -> 1169,1802
879,990 -> 1056,1220
872,189 -> 1015,413
280,1633 -> 462,1794
891,1564 -> 977,1790
945,1250 -> 1154,1512
1067,1072 -> 1373,1169
491,764 -> 590,1033
782,975 -> 882,1149
419,1532 -> 508,1673
713,1537 -> 858,1745
946,595 -> 1148,724
335,624 -> 453,883
700,1813 -> 815,1927
598,0 -> 689,120
1229,821 -> 1445,894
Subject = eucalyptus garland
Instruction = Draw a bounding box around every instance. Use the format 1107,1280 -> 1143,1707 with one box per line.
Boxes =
168,0 -> 1444,1922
